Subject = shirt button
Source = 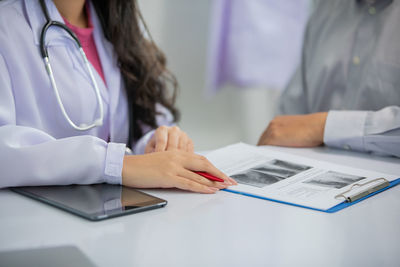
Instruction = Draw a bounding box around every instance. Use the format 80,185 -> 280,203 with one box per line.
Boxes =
352,56 -> 360,65
369,7 -> 376,15
343,144 -> 351,150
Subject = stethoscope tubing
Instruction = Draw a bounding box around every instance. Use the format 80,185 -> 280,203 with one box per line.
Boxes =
39,0 -> 104,131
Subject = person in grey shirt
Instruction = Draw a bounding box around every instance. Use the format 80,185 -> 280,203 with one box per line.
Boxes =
258,0 -> 400,158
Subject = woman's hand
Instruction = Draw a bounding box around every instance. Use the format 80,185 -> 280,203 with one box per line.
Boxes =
145,126 -> 194,153
122,151 -> 237,194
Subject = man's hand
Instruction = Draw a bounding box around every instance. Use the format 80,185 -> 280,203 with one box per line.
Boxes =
257,112 -> 328,147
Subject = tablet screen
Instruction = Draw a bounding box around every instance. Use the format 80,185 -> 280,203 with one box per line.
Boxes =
12,184 -> 167,221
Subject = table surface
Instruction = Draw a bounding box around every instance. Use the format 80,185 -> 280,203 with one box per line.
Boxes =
1,146 -> 399,267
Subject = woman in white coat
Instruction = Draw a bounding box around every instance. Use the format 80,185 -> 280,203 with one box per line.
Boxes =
0,0 -> 236,192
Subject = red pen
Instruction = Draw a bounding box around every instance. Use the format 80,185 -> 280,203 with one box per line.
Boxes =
195,171 -> 224,182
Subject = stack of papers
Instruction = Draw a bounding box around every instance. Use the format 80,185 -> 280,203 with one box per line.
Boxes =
206,143 -> 399,212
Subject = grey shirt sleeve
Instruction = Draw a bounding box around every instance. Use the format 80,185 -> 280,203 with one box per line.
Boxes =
324,106 -> 400,157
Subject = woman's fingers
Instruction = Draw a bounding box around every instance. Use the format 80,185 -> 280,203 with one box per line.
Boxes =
184,154 -> 237,185
142,126 -> 238,189
177,132 -> 194,153
179,169 -> 229,189
173,176 -> 219,194
144,136 -> 156,153
154,126 -> 169,152
178,132 -> 188,151
166,126 -> 180,151
149,126 -> 195,153
187,138 -> 194,153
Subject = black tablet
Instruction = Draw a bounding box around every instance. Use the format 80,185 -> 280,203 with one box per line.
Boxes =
11,184 -> 167,221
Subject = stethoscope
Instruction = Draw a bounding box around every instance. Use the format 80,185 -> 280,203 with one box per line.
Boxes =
39,0 -> 103,131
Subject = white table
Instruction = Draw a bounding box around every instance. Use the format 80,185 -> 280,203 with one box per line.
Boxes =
1,147 -> 399,267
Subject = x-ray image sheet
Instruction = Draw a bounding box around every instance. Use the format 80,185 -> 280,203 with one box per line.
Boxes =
231,160 -> 311,188
205,143 -> 397,210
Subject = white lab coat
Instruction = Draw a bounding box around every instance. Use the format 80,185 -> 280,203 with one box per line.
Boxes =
0,0 -> 172,188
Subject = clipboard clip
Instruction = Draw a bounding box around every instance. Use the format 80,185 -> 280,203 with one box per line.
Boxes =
335,178 -> 390,203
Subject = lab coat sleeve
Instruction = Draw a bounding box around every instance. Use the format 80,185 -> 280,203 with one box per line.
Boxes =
323,106 -> 400,157
0,54 -> 125,188
132,103 -> 175,155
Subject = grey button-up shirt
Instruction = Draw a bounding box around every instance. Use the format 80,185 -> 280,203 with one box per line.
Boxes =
279,0 -> 400,157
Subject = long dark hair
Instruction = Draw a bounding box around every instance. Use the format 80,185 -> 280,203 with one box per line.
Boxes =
92,0 -> 179,146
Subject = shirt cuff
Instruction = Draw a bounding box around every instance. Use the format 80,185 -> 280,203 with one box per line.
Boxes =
103,142 -> 126,185
133,130 -> 155,155
323,110 -> 368,152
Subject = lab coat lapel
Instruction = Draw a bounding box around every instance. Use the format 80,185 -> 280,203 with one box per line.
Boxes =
89,3 -> 125,142
25,0 -> 110,105
66,3 -> 110,105
24,0 -> 73,46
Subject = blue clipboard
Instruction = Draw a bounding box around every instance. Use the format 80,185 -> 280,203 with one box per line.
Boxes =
223,178 -> 400,213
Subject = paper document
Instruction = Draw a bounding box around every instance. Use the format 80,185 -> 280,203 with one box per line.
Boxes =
206,143 -> 398,211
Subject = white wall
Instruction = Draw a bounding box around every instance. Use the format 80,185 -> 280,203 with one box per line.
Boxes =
139,0 -> 281,151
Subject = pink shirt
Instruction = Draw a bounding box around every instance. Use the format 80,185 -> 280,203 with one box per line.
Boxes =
63,6 -> 108,141
63,6 -> 106,84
